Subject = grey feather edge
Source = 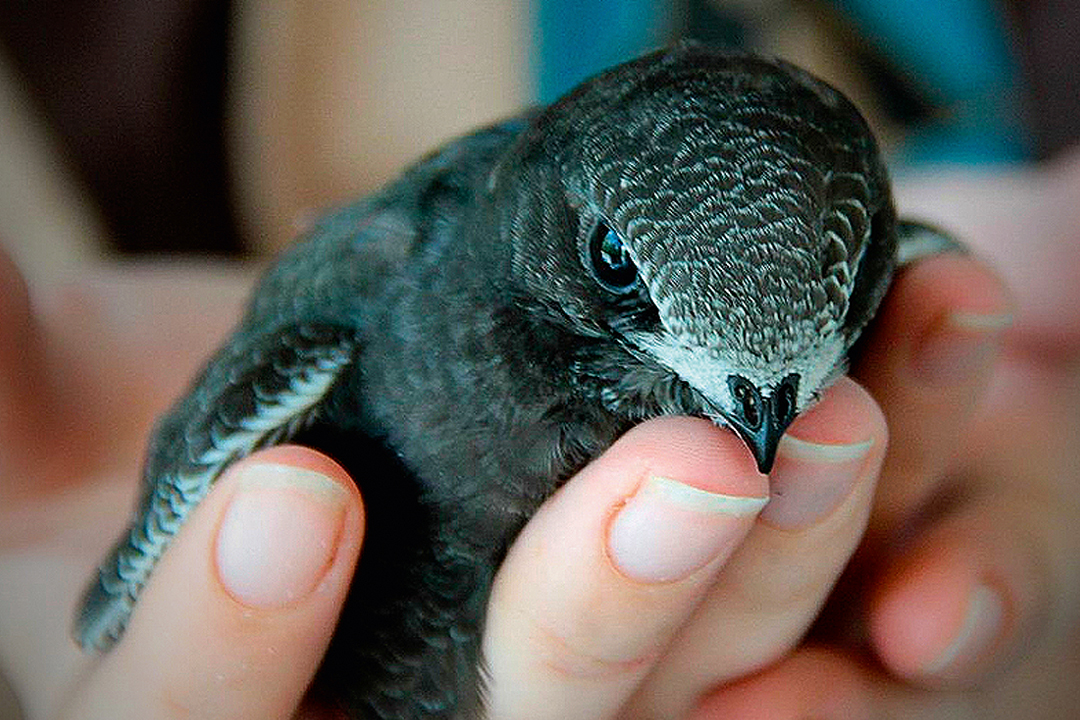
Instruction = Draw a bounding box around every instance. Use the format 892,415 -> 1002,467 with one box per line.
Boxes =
74,115 -> 529,653
75,323 -> 356,650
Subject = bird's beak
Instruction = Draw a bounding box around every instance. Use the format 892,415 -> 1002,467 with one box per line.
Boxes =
722,396 -> 793,474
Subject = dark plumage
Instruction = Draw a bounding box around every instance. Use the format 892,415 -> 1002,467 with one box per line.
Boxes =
75,45 -> 959,718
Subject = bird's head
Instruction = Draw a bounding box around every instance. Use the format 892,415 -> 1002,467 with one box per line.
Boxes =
487,45 -> 897,473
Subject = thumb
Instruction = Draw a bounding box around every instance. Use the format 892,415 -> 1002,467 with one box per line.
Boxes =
64,446 -> 364,720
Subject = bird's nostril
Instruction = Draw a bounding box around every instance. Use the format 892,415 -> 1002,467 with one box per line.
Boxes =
729,376 -> 763,429
743,394 -> 761,428
774,375 -> 798,425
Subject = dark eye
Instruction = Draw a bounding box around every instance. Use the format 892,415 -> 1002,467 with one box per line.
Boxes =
588,222 -> 638,292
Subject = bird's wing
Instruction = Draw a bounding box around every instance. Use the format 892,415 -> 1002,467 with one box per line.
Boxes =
74,115 -> 531,653
75,322 -> 357,650
896,218 -> 967,265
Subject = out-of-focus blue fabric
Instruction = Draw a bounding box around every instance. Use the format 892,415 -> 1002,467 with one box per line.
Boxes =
534,0 -> 670,103
832,0 -> 1017,102
533,0 -> 1029,164
829,0 -> 1028,163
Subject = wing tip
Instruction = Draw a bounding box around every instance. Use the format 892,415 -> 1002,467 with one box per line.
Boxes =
73,570 -> 129,652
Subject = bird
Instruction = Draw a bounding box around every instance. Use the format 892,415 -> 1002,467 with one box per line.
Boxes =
74,43 -> 961,718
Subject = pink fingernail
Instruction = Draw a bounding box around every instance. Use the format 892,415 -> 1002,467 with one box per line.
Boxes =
608,475 -> 767,583
216,464 -> 347,608
760,435 -> 872,529
915,311 -> 1011,387
923,583 -> 1005,675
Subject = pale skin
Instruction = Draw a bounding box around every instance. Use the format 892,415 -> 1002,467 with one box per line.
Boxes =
4,2 -> 1080,711
3,152 -> 1078,719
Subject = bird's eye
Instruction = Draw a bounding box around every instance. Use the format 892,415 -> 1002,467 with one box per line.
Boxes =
588,222 -> 638,293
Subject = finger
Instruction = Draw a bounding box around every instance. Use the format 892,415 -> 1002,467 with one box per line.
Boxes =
868,495 -> 1072,688
0,244 -> 52,477
482,416 -> 769,720
690,647 -> 977,720
852,254 -> 1013,533
694,639 -> 1080,720
690,648 -> 880,720
894,157 -> 1080,351
63,446 -> 364,720
627,377 -> 887,718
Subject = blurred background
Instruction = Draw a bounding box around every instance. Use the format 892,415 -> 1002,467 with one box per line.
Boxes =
0,0 -> 1077,270
2,2 -> 1079,717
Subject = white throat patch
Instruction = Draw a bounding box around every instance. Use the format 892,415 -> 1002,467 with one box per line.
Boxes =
628,329 -> 847,417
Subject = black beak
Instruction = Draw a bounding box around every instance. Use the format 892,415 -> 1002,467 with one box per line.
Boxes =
726,403 -> 789,474
723,375 -> 800,474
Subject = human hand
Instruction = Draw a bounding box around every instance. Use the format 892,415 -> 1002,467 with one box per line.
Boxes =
0,230 -> 1027,720
0,245 -> 890,719
0,250 -> 370,720
481,376 -> 886,719
472,243 -> 1023,719
688,155 -> 1080,718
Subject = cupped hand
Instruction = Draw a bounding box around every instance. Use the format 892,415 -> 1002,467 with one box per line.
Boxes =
692,155 -> 1080,719
476,244 -> 1018,719
0,252 -> 367,720
0,226 -> 1024,720
0,248 -> 889,720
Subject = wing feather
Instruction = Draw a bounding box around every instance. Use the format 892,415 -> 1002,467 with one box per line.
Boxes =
75,323 -> 355,650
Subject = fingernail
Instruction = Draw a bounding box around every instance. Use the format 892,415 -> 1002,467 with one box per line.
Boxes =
914,311 -> 1012,387
608,476 -> 767,583
760,435 -> 873,529
216,463 -> 347,608
923,583 -> 1005,676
